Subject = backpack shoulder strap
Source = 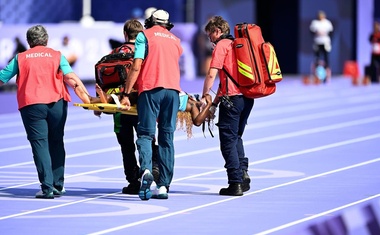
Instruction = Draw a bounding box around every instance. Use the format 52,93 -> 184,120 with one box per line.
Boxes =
222,67 -> 239,87
221,67 -> 240,96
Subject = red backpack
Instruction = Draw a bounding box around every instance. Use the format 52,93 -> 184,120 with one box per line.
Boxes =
224,23 -> 282,99
94,44 -> 134,93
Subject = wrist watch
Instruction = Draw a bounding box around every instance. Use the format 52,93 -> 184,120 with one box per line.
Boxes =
121,92 -> 131,98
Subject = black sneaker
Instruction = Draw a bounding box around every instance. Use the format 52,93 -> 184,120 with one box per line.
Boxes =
242,170 -> 251,192
152,144 -> 160,183
219,183 -> 243,196
122,182 -> 140,195
152,165 -> 160,183
35,190 -> 54,199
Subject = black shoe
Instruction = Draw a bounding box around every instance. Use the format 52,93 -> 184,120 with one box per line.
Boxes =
219,183 -> 243,196
122,181 -> 140,195
152,165 -> 160,183
152,144 -> 160,183
35,190 -> 54,199
242,170 -> 251,192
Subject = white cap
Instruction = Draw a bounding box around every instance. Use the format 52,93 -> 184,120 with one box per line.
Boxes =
152,9 -> 169,23
145,7 -> 157,19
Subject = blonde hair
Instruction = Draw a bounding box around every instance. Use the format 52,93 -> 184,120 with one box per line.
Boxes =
176,111 -> 193,139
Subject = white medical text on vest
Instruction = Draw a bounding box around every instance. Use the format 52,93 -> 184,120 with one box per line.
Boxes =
154,32 -> 177,40
26,53 -> 53,58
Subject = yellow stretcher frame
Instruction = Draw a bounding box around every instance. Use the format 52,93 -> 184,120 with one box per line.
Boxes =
74,103 -> 138,115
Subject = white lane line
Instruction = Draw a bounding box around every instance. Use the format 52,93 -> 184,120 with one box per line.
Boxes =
87,158 -> 380,235
1,88 -> 379,133
173,133 -> 380,180
254,194 -> 380,235
0,133 -> 380,191
250,103 -> 380,128
0,121 -> 114,139
0,146 -> 121,169
0,132 -> 115,153
1,108 -> 379,156
0,191 -> 121,221
0,131 -> 379,190
253,95 -> 380,117
0,165 -> 122,190
246,116 -> 380,142
0,134 -> 379,223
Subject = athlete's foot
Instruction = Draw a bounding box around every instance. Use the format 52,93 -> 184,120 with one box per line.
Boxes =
95,83 -> 109,103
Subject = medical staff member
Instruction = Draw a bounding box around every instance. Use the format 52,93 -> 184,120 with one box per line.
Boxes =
0,25 -> 91,199
121,9 -> 183,200
201,16 -> 253,196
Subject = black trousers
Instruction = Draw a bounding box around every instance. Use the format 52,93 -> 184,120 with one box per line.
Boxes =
20,99 -> 67,193
115,114 -> 140,183
314,44 -> 329,67
216,95 -> 254,184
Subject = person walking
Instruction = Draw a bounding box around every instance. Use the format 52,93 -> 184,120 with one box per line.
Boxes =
95,19 -> 160,195
0,25 -> 92,198
201,16 -> 253,196
121,9 -> 183,200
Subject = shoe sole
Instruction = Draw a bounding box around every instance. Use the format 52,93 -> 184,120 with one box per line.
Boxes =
152,193 -> 168,199
122,187 -> 139,195
139,172 -> 154,200
219,192 -> 243,196
35,193 -> 54,199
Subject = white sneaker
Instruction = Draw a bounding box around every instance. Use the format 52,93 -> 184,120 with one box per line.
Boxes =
152,185 -> 168,199
53,187 -> 66,196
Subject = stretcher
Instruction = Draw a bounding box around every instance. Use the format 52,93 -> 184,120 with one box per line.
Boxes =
74,103 -> 137,115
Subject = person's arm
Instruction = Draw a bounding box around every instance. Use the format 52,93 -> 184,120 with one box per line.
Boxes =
120,58 -> 143,109
0,56 -> 19,86
192,94 -> 214,126
121,32 -> 146,109
63,72 -> 91,103
202,67 -> 218,96
199,67 -> 218,111
59,54 -> 91,103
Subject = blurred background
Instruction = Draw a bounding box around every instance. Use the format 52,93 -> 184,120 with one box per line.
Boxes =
0,0 -> 379,83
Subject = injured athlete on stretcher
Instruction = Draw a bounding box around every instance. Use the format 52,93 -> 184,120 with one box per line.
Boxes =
90,84 -> 216,138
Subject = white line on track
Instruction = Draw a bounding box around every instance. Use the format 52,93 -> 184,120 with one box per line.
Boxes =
0,191 -> 121,221
172,133 -> 380,181
253,194 -> 380,235
1,108 -> 379,155
0,133 -> 379,225
87,157 -> 380,235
